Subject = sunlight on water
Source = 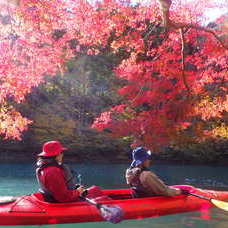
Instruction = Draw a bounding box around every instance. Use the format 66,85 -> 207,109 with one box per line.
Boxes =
0,163 -> 228,228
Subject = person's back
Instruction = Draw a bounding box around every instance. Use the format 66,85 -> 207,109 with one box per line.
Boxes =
125,147 -> 185,198
36,141 -> 86,203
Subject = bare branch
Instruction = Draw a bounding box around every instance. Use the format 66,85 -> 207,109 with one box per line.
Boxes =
179,28 -> 191,93
157,0 -> 172,28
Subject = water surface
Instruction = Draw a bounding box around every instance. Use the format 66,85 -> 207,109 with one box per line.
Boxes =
0,163 -> 228,228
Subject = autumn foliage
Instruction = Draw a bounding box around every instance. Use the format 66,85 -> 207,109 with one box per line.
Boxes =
0,0 -> 227,150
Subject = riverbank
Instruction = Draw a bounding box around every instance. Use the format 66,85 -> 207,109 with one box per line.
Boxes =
0,130 -> 227,166
1,150 -> 228,166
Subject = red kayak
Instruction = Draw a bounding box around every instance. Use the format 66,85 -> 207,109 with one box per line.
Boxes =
0,185 -> 227,225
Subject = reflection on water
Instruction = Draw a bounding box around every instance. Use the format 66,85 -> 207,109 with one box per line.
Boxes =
0,163 -> 228,228
185,178 -> 228,190
10,211 -> 228,228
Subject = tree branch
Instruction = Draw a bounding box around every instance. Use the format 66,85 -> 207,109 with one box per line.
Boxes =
177,24 -> 228,50
179,28 -> 191,93
157,0 -> 172,28
157,0 -> 228,50
156,0 -> 228,93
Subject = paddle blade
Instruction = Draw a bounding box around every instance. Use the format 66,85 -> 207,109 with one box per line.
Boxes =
100,205 -> 124,224
211,199 -> 228,211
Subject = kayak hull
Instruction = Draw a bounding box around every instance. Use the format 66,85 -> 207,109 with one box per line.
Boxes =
0,186 -> 228,225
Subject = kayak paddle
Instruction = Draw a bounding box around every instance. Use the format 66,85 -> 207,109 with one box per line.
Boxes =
77,174 -> 124,223
82,196 -> 124,224
188,192 -> 228,211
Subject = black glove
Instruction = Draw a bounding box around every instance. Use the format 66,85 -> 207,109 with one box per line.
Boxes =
74,184 -> 81,189
181,189 -> 190,195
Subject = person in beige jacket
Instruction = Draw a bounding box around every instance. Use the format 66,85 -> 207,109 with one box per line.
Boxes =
125,147 -> 188,198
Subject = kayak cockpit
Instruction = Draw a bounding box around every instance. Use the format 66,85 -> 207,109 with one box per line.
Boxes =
30,188 -> 134,205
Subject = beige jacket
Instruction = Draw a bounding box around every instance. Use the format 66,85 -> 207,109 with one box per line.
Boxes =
126,167 -> 180,196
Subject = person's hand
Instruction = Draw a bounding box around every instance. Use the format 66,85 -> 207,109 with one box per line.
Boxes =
181,189 -> 190,195
80,189 -> 88,197
76,186 -> 85,194
76,186 -> 88,197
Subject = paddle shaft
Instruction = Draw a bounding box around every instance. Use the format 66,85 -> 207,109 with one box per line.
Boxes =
188,192 -> 212,201
83,197 -> 102,209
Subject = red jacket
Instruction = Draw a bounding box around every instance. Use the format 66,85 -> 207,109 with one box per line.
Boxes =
38,166 -> 80,202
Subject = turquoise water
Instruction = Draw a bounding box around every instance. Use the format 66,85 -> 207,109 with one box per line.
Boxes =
0,163 -> 228,228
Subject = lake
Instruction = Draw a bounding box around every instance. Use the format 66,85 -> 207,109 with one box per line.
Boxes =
0,163 -> 228,228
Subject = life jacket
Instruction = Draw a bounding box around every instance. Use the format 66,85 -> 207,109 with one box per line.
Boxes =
36,159 -> 79,202
126,167 -> 155,198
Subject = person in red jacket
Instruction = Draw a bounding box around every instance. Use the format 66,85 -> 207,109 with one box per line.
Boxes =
36,141 -> 87,202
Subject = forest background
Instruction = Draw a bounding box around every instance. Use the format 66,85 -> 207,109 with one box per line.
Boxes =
0,0 -> 227,164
